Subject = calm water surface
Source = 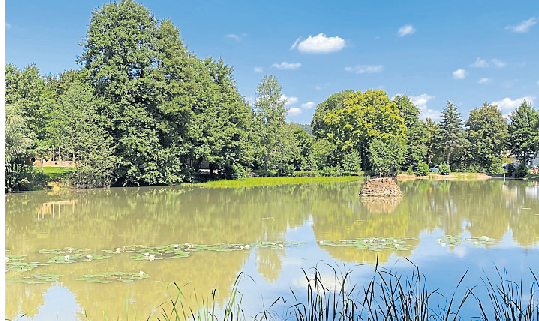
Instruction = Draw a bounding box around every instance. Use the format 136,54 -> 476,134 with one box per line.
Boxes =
5,179 -> 539,320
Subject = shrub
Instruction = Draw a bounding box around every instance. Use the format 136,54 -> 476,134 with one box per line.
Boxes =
487,158 -> 505,174
415,162 -> 429,176
406,166 -> 414,175
506,163 -> 515,176
515,163 -> 528,178
439,163 -> 451,175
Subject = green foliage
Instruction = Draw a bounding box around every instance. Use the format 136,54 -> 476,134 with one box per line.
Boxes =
487,158 -> 504,174
514,163 -> 528,178
368,137 -> 405,176
322,90 -> 406,173
416,162 -> 429,176
506,163 -> 516,176
341,149 -> 362,176
311,90 -> 353,139
508,100 -> 538,164
465,103 -> 508,172
5,104 -> 34,192
254,76 -> 299,175
439,163 -> 451,175
438,101 -> 467,168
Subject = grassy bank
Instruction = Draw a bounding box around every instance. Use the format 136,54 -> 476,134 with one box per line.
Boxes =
188,176 -> 363,188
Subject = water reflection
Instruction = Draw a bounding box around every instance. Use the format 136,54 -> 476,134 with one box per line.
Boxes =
5,180 -> 539,319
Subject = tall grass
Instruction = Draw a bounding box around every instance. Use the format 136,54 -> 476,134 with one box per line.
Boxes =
154,262 -> 539,321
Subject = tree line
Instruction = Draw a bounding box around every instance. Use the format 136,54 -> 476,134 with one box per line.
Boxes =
5,0 -> 539,191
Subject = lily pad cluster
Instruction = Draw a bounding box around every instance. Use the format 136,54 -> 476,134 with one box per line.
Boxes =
39,247 -> 88,254
437,235 -> 495,247
437,235 -> 463,247
5,255 -> 45,272
6,273 -> 62,284
103,245 -> 149,254
77,271 -> 150,283
466,236 -> 495,246
48,253 -> 111,264
318,238 -> 410,251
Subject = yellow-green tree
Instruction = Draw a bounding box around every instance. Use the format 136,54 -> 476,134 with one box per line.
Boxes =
322,90 -> 406,173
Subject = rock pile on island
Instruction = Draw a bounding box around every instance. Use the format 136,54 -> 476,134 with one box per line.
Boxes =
359,177 -> 402,197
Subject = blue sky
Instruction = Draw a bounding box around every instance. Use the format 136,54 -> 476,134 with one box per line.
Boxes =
5,0 -> 539,124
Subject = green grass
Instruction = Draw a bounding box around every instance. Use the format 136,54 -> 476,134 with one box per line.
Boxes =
189,176 -> 362,188
36,166 -> 74,179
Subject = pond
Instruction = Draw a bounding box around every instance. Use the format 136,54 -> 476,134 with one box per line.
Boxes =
5,179 -> 539,320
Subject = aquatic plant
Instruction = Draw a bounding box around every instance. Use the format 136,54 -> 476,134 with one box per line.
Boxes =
77,271 -> 150,283
319,237 -> 411,251
5,255 -> 45,272
6,273 -> 62,284
39,247 -> 88,254
437,235 -> 495,247
438,235 -> 463,247
47,253 -> 110,264
103,245 -> 149,254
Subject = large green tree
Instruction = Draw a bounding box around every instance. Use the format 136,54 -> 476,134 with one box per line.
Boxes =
253,75 -> 296,175
393,95 -> 430,168
508,100 -> 538,164
322,90 -> 406,173
437,101 -> 466,167
465,103 -> 508,172
311,90 -> 353,139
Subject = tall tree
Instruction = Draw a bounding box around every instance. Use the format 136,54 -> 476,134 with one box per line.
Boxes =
254,75 -> 291,173
508,100 -> 538,164
394,95 -> 430,168
438,101 -> 466,167
465,103 -> 508,172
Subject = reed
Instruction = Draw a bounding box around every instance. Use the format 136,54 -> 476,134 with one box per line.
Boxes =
154,262 -> 539,321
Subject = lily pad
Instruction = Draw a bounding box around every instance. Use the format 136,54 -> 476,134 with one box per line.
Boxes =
131,251 -> 189,261
103,245 -> 149,254
319,237 -> 410,251
466,235 -> 495,246
77,271 -> 149,283
437,235 -> 462,247
48,253 -> 110,264
39,247 -> 88,254
6,273 -> 62,284
6,255 -> 46,273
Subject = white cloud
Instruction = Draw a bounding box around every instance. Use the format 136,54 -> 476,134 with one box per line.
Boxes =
345,65 -> 384,74
280,94 -> 298,106
5,22 -> 11,30
505,17 -> 537,33
290,37 -> 301,50
301,102 -> 315,109
254,67 -> 263,73
537,81 -> 539,85
272,62 -> 301,70
408,94 -> 441,120
492,96 -> 536,110
398,24 -> 416,36
453,69 -> 467,79
226,34 -> 240,41
288,107 -> 302,116
491,59 -> 506,67
478,78 -> 491,84
471,57 -> 488,67
294,33 -> 346,53
409,94 -> 435,111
